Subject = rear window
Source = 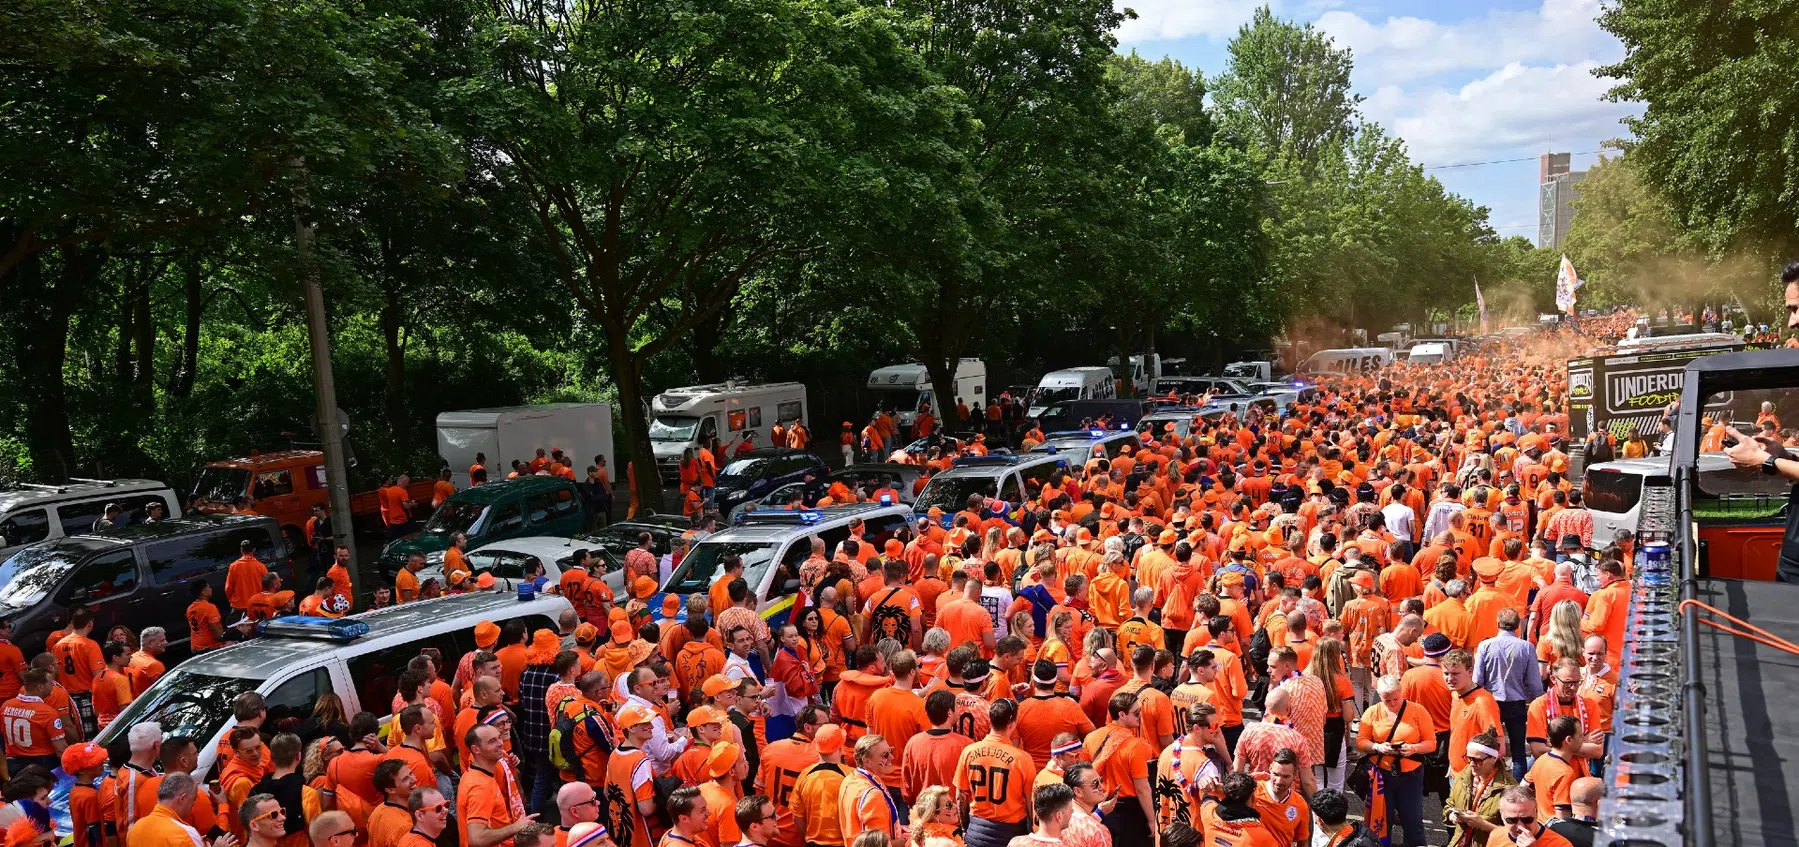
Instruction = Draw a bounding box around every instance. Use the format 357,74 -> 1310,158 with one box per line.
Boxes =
1582,470 -> 1643,515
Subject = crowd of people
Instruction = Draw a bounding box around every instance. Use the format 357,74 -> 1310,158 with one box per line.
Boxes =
0,317 -> 1660,847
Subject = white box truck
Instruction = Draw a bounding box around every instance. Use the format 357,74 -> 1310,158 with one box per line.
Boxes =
648,381 -> 808,478
436,404 -> 616,488
1027,367 -> 1118,418
866,359 -> 986,430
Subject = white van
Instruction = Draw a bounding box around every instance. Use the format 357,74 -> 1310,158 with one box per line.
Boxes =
1028,367 -> 1118,417
1407,342 -> 1454,366
866,359 -> 986,430
94,590 -> 573,777
649,381 -> 808,478
1299,348 -> 1395,376
0,479 -> 181,561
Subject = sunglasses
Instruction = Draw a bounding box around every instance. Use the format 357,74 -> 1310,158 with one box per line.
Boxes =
422,803 -> 450,814
1502,816 -> 1536,826
252,809 -> 286,824
330,829 -> 361,840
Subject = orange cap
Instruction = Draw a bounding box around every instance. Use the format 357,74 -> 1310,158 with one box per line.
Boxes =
702,674 -> 737,697
633,575 -> 657,599
1158,529 -> 1178,546
703,741 -> 743,779
610,620 -> 634,642
686,705 -> 727,726
814,724 -> 846,754
475,573 -> 497,590
884,539 -> 904,557
1472,557 -> 1504,581
617,704 -> 656,729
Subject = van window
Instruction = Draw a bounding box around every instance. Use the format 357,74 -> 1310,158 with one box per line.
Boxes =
777,401 -> 802,423
0,509 -> 50,547
748,407 -> 762,429
999,474 -> 1022,505
348,631 -> 464,719
1582,470 -> 1644,515
305,466 -> 326,491
546,488 -> 580,521
65,549 -> 138,603
266,668 -> 332,735
488,502 -> 525,535
254,470 -> 294,499
1020,462 -> 1059,498
56,501 -> 108,536
148,526 -> 280,586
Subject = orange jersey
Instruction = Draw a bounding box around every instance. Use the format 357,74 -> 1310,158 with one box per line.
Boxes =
52,634 -> 104,693
955,735 -> 1037,824
0,695 -> 65,756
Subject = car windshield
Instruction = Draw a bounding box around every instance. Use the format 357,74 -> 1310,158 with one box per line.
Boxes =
649,416 -> 700,442
915,475 -> 998,512
97,668 -> 261,750
581,526 -> 663,570
663,541 -> 779,595
1034,387 -> 1082,405
0,546 -> 77,609
191,467 -> 250,503
718,458 -> 773,483
424,500 -> 486,534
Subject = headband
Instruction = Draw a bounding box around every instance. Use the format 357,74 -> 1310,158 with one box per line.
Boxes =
962,669 -> 991,685
1032,667 -> 1059,685
481,709 -> 511,726
569,826 -> 611,847
1051,740 -> 1082,756
1465,741 -> 1500,759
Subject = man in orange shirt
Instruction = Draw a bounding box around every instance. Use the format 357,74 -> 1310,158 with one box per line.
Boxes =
1580,559 -> 1630,668
903,691 -> 973,804
831,647 -> 891,741
2,669 -> 67,773
864,652 -> 927,800
758,705 -> 825,847
382,475 -> 417,541
91,642 -> 134,730
1489,786 -> 1575,847
1081,691 -> 1156,847
225,539 -> 270,613
368,759 -> 420,847
1522,717 -> 1588,822
461,724 -> 537,847
1014,661 -> 1094,766
956,698 -> 1038,847
839,736 -> 901,841
1423,579 -> 1476,649
51,609 -> 104,736
1253,750 -> 1312,847
790,725 -> 849,847
1443,648 -> 1504,777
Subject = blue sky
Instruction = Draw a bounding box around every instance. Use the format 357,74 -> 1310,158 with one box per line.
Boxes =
1114,0 -> 1642,242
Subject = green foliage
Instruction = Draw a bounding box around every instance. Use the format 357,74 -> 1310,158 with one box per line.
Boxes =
1599,0 -> 1799,257
1211,5 -> 1362,169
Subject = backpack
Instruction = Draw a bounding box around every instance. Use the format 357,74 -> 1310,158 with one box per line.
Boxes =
548,696 -> 613,780
870,586 -> 913,644
1161,577 -> 1197,631
1325,564 -> 1360,617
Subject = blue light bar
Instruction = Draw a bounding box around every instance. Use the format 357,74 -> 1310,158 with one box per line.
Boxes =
742,509 -> 823,525
260,617 -> 370,641
1089,429 -> 1105,437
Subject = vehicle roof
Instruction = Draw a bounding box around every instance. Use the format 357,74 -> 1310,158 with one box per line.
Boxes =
931,453 -> 1065,479
1040,367 -> 1114,378
435,404 -> 610,426
1586,453 -> 1731,475
448,476 -> 572,504
173,592 -> 573,679
1308,347 -> 1392,357
869,364 -> 928,380
204,450 -> 323,469
0,479 -> 172,513
58,513 -> 273,548
839,463 -> 922,476
701,503 -> 912,542
726,448 -> 817,461
597,516 -> 690,532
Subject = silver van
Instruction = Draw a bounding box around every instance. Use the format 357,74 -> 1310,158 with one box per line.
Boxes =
94,590 -> 573,776
0,479 -> 180,560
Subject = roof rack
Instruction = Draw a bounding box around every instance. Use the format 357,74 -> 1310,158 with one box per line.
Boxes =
66,477 -> 118,487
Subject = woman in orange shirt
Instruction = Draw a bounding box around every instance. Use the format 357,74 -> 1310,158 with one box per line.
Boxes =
1355,675 -> 1436,847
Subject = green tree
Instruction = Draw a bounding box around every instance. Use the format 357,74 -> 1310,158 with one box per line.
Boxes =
446,0 -> 979,509
1599,0 -> 1799,258
1211,5 -> 1362,170
1109,52 -> 1214,148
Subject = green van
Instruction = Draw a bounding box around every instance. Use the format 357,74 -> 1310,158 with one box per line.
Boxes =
377,476 -> 582,578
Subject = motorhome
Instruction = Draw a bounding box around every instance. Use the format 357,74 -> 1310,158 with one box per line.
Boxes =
1027,367 -> 1117,417
649,381 -> 808,478
865,359 -> 986,431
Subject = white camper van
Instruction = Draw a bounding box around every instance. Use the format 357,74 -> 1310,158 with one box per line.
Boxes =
436,404 -> 616,488
649,382 -> 808,478
1298,348 -> 1395,376
1027,367 -> 1118,418
866,359 -> 986,429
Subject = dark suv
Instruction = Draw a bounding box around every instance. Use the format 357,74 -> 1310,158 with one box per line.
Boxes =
711,449 -> 830,517
0,514 -> 287,655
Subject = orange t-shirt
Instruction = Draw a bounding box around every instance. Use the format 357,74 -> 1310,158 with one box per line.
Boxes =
92,667 -> 133,727
368,802 -> 414,847
1013,694 -> 1094,765
0,695 -> 65,756
955,735 -> 1038,824
53,635 -> 104,694
863,687 -> 927,789
381,486 -> 411,527
1082,724 -> 1153,797
757,736 -> 820,847
225,555 -> 268,611
457,766 -> 515,847
187,601 -> 224,651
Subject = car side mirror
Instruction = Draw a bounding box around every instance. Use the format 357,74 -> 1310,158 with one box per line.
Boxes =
780,578 -> 801,594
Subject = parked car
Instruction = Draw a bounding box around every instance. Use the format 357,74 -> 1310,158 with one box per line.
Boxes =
710,449 -> 831,517
378,476 -> 583,578
411,517 -> 689,598
94,590 -> 571,778
0,478 -> 180,562
0,514 -> 286,654
912,453 -> 1071,521
730,463 -> 923,523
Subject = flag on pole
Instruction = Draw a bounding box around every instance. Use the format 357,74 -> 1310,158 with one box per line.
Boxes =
1555,254 -> 1583,314
1474,277 -> 1489,335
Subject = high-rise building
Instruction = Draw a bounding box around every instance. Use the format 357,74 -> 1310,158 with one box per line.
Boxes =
1538,153 -> 1586,249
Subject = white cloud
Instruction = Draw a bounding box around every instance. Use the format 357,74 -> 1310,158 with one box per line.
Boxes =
1362,60 -> 1638,166
1316,0 -> 1619,87
1114,0 -> 1269,42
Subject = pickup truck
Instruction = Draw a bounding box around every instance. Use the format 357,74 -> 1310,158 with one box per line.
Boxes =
189,449 -> 439,555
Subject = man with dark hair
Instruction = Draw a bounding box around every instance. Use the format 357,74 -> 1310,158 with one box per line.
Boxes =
1199,774 -> 1277,847
904,690 -> 973,804
1016,659 -> 1094,766
958,699 -> 1036,847
1254,749 -> 1310,847
1309,789 -> 1380,847
734,795 -> 779,847
1083,691 -> 1155,847
368,759 -> 419,847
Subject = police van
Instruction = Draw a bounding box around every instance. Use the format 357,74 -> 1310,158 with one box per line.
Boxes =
657,503 -> 913,628
95,590 -> 574,777
912,453 -> 1071,525
1029,430 -> 1143,462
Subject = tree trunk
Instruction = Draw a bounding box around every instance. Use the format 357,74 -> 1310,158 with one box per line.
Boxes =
380,282 -> 408,450
172,256 -> 203,398
131,273 -> 154,392
690,309 -> 728,384
609,338 -> 666,514
9,247 -> 96,482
